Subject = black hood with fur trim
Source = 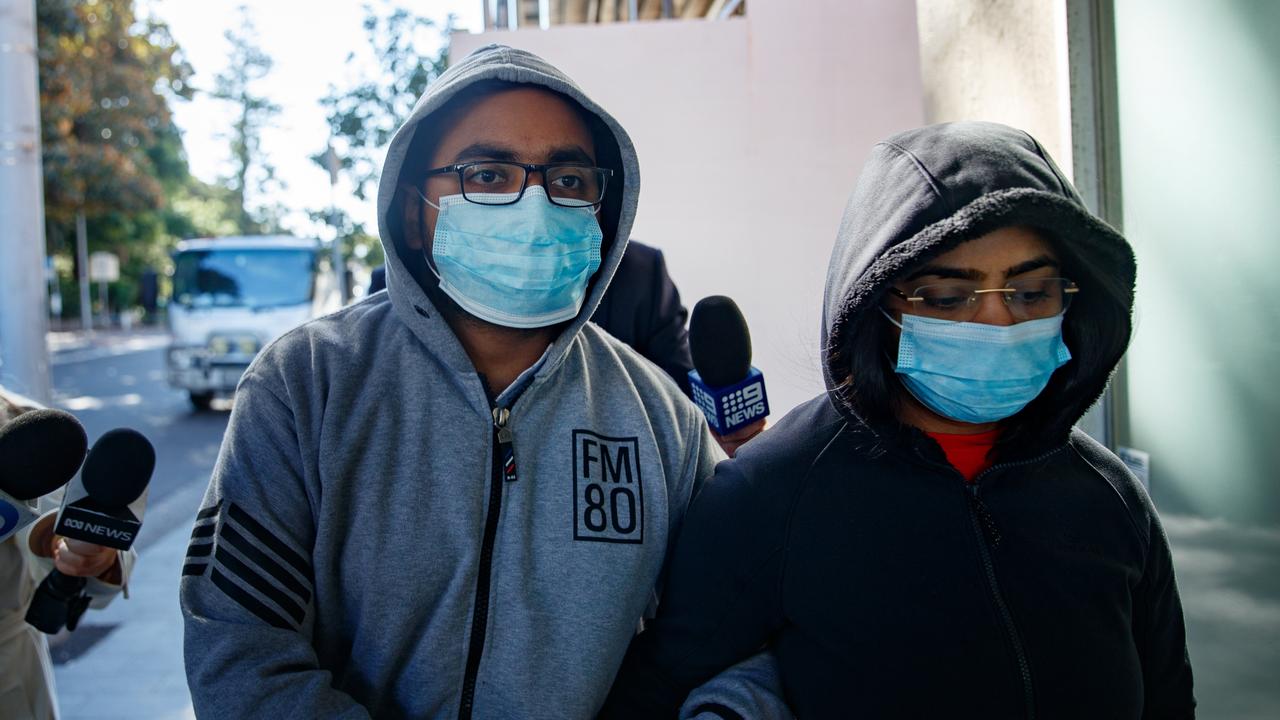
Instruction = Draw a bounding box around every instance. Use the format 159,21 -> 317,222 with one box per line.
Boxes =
821,121 -> 1136,443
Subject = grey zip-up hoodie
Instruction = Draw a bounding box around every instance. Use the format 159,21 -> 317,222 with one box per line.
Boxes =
180,45 -> 728,719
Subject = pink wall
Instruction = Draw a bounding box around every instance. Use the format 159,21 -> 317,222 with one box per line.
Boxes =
453,0 -> 925,415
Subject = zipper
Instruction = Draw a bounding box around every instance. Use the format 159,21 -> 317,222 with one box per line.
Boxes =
960,446 -> 1064,719
909,444 -> 1051,718
965,481 -> 1035,718
457,406 -> 515,720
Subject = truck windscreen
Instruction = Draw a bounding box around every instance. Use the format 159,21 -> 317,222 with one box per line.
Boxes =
173,249 -> 315,309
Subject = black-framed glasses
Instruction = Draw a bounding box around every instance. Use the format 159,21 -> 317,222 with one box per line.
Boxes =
889,277 -> 1080,322
423,161 -> 613,208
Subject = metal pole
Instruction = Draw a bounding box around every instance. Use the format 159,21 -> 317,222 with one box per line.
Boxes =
0,0 -> 52,402
1067,0 -> 1124,450
77,209 -> 91,330
98,280 -> 108,327
717,0 -> 744,20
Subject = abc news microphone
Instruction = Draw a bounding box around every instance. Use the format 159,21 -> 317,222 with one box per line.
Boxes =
0,409 -> 89,544
687,296 -> 770,442
25,427 -> 155,634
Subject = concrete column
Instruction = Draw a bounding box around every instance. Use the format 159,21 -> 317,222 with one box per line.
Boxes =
915,0 -> 1074,176
0,0 -> 52,402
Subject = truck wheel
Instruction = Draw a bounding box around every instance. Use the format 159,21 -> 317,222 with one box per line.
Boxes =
189,391 -> 214,411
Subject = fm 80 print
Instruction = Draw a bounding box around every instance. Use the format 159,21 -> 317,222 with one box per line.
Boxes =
572,430 -> 644,544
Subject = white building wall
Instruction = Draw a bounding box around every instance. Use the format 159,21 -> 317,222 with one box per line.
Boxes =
453,0 -> 925,416
914,0 -> 1074,178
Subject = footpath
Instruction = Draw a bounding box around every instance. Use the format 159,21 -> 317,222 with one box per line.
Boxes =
41,325 -> 197,718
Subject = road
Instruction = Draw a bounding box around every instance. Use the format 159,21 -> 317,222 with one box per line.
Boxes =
37,330 -> 220,717
50,332 -> 230,552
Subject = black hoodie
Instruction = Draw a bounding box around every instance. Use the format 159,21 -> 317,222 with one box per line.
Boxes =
602,123 -> 1195,719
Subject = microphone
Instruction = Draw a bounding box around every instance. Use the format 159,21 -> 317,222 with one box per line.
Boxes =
0,409 -> 89,543
26,428 -> 155,634
687,296 -> 770,435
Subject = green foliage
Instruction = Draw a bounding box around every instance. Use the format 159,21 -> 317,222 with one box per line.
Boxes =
38,0 -> 193,221
36,0 -> 250,319
306,208 -> 383,270
37,0 -> 203,318
165,180 -> 243,240
211,7 -> 283,235
315,2 -> 452,201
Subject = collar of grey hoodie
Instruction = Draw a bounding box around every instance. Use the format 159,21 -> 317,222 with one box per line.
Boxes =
374,44 -> 641,411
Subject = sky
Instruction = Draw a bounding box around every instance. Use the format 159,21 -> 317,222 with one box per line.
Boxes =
140,0 -> 484,241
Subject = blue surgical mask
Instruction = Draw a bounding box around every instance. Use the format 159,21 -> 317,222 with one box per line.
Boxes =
420,186 -> 603,329
883,310 -> 1072,424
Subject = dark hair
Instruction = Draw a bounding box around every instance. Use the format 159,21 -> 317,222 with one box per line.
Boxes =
830,226 -> 1133,455
387,79 -> 625,282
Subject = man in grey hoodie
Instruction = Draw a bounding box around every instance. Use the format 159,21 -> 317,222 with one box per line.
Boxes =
180,45 -> 786,719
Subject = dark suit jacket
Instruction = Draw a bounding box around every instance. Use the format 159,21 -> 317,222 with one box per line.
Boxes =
590,241 -> 693,395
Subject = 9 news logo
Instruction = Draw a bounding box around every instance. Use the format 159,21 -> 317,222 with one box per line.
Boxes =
722,381 -> 765,419
688,367 -> 769,435
690,385 -> 718,422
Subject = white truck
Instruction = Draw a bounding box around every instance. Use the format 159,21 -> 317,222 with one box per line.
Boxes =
166,235 -> 341,410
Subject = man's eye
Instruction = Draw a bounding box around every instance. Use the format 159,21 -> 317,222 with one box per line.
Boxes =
470,169 -> 504,184
552,175 -> 583,189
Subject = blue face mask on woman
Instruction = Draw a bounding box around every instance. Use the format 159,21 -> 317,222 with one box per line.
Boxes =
883,310 -> 1072,424
419,186 -> 604,329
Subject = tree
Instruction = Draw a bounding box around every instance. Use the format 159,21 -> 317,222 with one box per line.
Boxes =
211,6 -> 282,235
37,0 -> 196,320
314,3 -> 451,201
38,0 -> 193,221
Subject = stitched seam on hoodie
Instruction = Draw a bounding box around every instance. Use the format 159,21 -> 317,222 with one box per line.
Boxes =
1022,131 -> 1072,197
776,420 -> 853,613
1065,439 -> 1152,562
880,140 -> 952,213
665,419 -> 828,673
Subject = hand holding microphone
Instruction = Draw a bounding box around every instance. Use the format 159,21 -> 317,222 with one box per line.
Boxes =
688,296 -> 770,457
26,427 -> 155,633
53,536 -> 121,579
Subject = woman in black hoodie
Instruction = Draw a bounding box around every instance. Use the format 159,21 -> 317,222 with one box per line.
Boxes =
602,122 -> 1195,719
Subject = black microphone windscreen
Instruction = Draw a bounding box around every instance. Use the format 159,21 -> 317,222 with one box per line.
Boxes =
689,296 -> 752,388
0,409 -> 88,500
81,428 -> 155,508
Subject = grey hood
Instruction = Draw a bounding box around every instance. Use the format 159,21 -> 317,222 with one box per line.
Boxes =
821,121 -> 1136,440
374,44 -> 639,393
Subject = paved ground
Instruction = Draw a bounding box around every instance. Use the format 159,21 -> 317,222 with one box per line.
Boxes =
44,327 -> 222,719
51,521 -> 197,719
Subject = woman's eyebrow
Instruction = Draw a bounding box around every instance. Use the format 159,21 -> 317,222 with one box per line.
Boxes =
1005,255 -> 1060,278
905,264 -> 983,282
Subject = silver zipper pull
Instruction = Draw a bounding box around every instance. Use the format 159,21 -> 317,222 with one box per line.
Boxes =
492,407 -> 512,443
